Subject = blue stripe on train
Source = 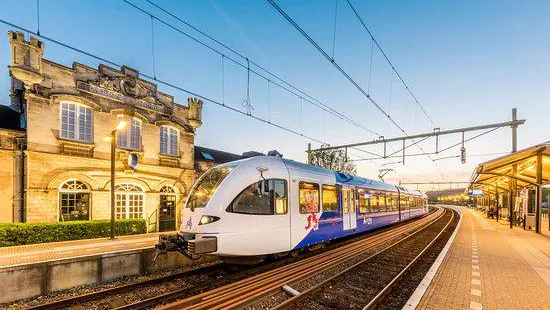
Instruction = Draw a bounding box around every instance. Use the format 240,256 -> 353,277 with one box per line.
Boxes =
292,208 -> 427,250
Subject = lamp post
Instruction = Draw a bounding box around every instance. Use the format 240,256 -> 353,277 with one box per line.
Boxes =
104,120 -> 127,240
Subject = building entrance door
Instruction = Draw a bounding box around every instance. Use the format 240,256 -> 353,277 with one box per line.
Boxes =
159,194 -> 176,231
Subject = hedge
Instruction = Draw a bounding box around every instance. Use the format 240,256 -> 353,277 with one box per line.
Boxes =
0,219 -> 147,247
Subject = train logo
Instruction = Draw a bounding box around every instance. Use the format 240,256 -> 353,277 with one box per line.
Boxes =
305,213 -> 319,231
185,217 -> 193,230
363,217 -> 373,225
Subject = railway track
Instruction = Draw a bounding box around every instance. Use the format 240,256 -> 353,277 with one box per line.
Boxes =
22,208 -> 441,310
273,207 -> 456,310
157,207 -> 449,310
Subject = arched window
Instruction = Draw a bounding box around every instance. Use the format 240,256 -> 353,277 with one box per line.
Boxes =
115,183 -> 145,219
159,185 -> 177,231
59,179 -> 90,221
159,186 -> 176,194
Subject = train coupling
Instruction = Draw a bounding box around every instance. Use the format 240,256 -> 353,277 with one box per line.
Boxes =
155,233 -> 217,259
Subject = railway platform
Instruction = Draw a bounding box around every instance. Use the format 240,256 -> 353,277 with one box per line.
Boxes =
0,231 -> 206,304
0,231 -> 171,268
411,206 -> 550,310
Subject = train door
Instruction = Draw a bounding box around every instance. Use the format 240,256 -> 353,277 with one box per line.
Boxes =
342,185 -> 357,231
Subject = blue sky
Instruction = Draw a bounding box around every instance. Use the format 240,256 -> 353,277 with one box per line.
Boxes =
1,0 -> 548,189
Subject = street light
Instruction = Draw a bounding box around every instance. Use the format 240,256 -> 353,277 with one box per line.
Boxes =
104,120 -> 127,240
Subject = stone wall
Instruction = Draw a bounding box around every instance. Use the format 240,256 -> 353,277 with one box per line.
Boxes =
0,130 -> 24,222
4,31 -> 202,226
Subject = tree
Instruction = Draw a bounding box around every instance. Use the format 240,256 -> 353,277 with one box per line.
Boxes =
309,144 -> 357,175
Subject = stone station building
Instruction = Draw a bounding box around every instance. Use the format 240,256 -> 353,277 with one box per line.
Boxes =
0,31 -> 203,231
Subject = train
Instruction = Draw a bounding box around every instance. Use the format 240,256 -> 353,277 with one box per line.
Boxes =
156,155 -> 428,263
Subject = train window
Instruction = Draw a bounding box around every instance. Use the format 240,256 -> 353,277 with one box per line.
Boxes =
274,180 -> 288,214
187,165 -> 236,209
371,195 -> 379,212
392,194 -> 399,211
350,189 -> 356,213
322,185 -> 338,212
358,188 -> 370,214
227,179 -> 287,215
299,182 -> 320,214
385,195 -> 392,212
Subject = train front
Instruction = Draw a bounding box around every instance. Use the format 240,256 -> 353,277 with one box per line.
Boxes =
156,156 -> 290,259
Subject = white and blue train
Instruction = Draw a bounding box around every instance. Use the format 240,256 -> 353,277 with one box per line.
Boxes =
156,156 -> 428,263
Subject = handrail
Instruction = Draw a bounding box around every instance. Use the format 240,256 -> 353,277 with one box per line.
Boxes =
147,209 -> 158,232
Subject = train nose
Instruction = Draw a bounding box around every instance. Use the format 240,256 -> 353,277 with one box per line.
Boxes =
181,209 -> 206,232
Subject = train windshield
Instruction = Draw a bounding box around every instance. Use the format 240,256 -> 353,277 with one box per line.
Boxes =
186,165 -> 237,210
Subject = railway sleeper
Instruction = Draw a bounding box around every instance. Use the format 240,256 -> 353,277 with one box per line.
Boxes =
312,295 -> 349,310
330,287 -> 368,304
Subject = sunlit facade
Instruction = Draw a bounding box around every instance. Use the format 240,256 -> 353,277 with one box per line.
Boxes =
0,31 -> 203,232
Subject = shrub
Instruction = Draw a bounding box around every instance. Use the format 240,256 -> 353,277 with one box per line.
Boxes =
0,219 -> 147,247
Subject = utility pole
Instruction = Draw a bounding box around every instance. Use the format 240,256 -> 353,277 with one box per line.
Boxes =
511,108 -> 517,153
510,108 -> 517,229
307,143 -> 312,165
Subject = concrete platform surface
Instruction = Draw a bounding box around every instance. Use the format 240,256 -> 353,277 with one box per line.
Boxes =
416,206 -> 550,310
0,231 -> 174,268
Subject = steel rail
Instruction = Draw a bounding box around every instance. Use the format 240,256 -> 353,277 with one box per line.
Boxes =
271,208 -> 453,310
158,208 -> 443,310
24,209 -> 436,310
363,208 -> 455,309
26,264 -> 223,310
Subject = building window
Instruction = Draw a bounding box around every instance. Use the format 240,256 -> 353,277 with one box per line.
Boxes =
59,180 -> 90,221
160,126 -> 179,157
115,183 -> 144,219
117,117 -> 142,150
299,182 -> 320,214
60,102 -> 93,142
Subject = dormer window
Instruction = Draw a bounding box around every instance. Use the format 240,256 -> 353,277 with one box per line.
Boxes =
117,117 -> 142,151
60,101 -> 93,143
160,125 -> 179,157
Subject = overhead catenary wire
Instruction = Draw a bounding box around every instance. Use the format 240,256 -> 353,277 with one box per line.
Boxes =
266,0 -> 446,180
150,14 -> 156,80
0,18 -> 326,146
0,17 -> 385,166
131,0 -> 380,136
344,0 -> 436,128
266,0 -> 406,134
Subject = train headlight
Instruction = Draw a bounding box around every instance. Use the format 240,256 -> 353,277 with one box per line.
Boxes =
199,215 -> 220,225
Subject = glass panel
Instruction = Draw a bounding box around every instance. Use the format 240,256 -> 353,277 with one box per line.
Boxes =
273,180 -> 288,215
343,189 -> 349,214
322,185 -> 338,212
160,126 -> 168,154
160,126 -> 179,156
187,165 -> 237,209
117,124 -> 128,148
350,189 -> 356,213
169,127 -> 178,156
300,182 -> 320,214
59,192 -> 89,221
358,188 -> 371,214
78,105 -> 92,142
130,118 -> 141,150
60,102 -> 76,140
230,181 -> 272,215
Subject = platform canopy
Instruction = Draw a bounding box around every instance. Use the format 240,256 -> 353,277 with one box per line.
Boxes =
468,141 -> 550,195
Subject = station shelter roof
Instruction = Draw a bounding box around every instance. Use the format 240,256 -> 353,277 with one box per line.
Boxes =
468,141 -> 550,195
